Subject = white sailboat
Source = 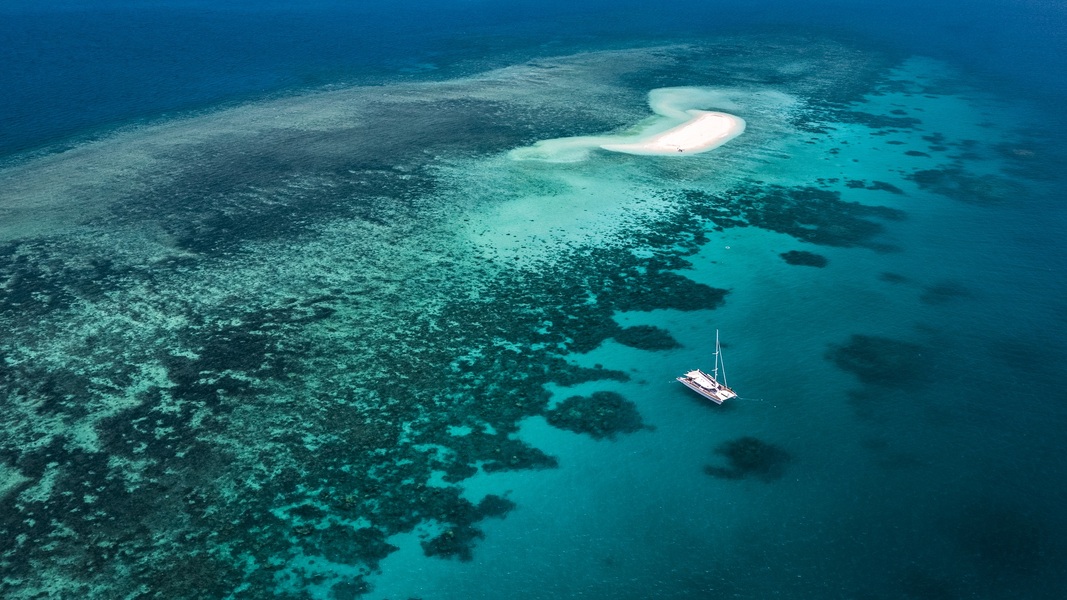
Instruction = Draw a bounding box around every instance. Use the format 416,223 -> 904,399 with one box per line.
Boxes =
677,329 -> 738,404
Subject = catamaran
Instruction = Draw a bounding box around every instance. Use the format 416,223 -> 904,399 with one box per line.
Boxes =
677,329 -> 738,404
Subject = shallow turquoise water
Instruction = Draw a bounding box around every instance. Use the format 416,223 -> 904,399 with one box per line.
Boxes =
1,4 -> 1066,599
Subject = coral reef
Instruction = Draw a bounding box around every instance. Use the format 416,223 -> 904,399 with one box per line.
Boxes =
546,391 -> 647,440
845,179 -> 905,194
613,325 -> 682,351
919,280 -> 970,305
826,334 -> 930,388
907,167 -> 1024,205
420,494 -> 515,561
704,436 -> 792,482
780,250 -> 829,267
688,184 -> 905,251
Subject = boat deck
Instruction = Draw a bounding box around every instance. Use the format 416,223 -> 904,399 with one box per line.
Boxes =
677,369 -> 737,404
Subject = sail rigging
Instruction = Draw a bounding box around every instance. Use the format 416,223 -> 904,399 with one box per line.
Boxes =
677,329 -> 738,404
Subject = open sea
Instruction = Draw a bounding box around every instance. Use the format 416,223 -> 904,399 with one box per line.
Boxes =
2,1 -> 1066,598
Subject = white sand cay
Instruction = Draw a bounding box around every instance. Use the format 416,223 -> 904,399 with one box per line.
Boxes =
510,86 -> 746,162
600,110 -> 744,155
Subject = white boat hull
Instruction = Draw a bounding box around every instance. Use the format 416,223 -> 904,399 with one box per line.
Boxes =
677,369 -> 738,404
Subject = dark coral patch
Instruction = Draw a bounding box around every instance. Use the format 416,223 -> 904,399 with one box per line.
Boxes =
780,250 -> 829,267
950,504 -> 1053,579
613,325 -> 682,351
482,246 -> 727,356
481,442 -> 558,473
905,150 -> 931,157
836,110 -> 921,129
688,185 -> 905,251
418,494 -> 514,562
300,525 -> 398,568
920,280 -> 971,305
546,391 -> 647,440
704,436 -> 791,481
868,180 -> 904,194
843,179 -> 901,194
476,494 -> 516,519
907,167 -> 1024,205
549,363 -> 631,387
612,268 -> 727,313
826,334 -> 929,388
422,524 -> 485,562
879,272 -> 909,284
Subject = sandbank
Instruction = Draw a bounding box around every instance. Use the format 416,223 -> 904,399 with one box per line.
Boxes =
600,110 -> 744,155
509,87 -> 746,162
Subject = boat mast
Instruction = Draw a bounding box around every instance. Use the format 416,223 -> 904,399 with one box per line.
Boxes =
714,329 -> 729,388
712,329 -> 721,381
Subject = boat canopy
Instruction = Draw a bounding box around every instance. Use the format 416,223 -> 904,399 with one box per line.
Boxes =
687,370 -> 718,389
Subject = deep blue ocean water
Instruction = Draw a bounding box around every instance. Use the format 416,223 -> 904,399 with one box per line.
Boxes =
2,2 -> 1067,599
3,0 -> 1066,156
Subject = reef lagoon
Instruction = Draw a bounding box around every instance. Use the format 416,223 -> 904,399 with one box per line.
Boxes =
2,2 -> 1066,598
